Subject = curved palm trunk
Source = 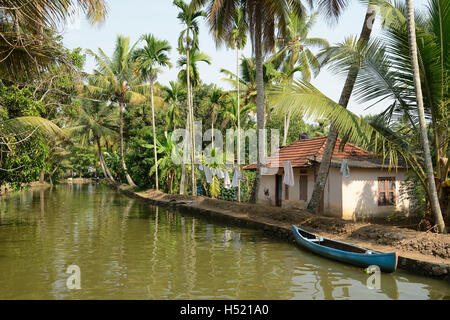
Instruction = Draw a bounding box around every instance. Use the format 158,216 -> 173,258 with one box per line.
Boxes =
307,6 -> 375,214
151,81 -> 159,191
119,101 -> 136,187
250,12 -> 264,204
405,0 -> 446,233
96,136 -> 115,183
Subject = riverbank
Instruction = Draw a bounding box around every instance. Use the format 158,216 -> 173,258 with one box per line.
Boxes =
0,181 -> 51,195
118,185 -> 450,281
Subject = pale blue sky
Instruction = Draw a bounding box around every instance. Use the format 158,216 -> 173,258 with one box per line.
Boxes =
62,0 -> 429,117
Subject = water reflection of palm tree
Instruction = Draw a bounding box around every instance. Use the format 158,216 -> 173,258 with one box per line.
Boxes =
149,207 -> 159,297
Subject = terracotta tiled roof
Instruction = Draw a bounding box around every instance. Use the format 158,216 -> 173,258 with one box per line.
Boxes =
243,136 -> 375,170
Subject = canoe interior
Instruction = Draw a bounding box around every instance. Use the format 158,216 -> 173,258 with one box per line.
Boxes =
296,228 -> 367,254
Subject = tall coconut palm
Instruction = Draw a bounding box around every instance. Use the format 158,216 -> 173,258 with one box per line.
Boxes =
270,11 -> 328,146
307,0 -> 378,214
192,0 -> 304,203
86,35 -> 147,187
70,99 -> 118,184
177,48 -> 211,195
174,0 -> 206,196
404,0 -> 446,233
133,34 -> 172,191
223,7 -> 247,202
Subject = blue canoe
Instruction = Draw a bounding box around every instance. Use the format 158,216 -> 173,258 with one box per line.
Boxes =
292,225 -> 398,273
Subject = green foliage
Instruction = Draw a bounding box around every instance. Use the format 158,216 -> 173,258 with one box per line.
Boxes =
0,138 -> 49,190
69,145 -> 96,178
0,84 -> 46,119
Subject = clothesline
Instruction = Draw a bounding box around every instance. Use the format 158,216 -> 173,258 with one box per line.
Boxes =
198,164 -> 245,189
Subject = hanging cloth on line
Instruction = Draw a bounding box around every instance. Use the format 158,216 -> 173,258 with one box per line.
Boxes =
224,170 -> 231,189
217,169 -> 225,179
231,167 -> 244,188
283,161 -> 295,187
204,166 -> 213,183
340,159 -> 350,178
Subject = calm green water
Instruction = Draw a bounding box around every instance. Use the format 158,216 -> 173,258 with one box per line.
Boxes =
0,184 -> 448,300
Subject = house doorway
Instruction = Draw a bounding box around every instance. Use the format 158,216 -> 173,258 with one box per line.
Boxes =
275,175 -> 282,207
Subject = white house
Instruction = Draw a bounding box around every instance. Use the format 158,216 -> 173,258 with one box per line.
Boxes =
244,136 -> 411,220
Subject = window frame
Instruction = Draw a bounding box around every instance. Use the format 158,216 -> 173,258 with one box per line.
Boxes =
378,177 -> 396,206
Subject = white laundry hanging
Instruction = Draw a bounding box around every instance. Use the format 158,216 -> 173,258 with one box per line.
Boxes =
340,159 -> 350,178
283,161 -> 295,187
217,168 -> 225,179
204,166 -> 213,183
231,167 -> 243,188
224,170 -> 231,189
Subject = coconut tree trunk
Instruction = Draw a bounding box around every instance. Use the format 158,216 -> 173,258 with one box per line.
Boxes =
151,80 -> 159,191
96,136 -> 115,183
406,0 -> 446,233
307,6 -> 375,214
283,111 -> 292,146
250,12 -> 264,204
237,45 -> 241,203
186,42 -> 196,196
119,101 -> 136,187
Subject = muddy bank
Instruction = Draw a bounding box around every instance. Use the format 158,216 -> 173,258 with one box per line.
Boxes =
119,186 -> 450,281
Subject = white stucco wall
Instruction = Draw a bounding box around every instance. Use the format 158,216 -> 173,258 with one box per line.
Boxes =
341,168 -> 410,220
323,167 -> 343,218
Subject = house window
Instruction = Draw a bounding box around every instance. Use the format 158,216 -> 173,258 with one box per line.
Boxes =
285,185 -> 289,200
378,178 -> 396,206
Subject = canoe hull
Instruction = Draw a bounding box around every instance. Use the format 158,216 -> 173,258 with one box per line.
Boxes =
292,226 -> 398,273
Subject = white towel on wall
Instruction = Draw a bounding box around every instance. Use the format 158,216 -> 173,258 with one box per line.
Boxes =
283,161 -> 295,187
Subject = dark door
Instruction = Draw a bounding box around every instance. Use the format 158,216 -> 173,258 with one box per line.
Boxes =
299,175 -> 308,201
275,175 -> 282,207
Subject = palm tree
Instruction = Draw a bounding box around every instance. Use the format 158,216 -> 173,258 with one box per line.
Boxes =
133,34 -> 172,191
86,35 -> 147,187
0,0 -> 107,82
307,0 -> 378,214
164,81 -> 186,131
405,0 -> 446,233
223,7 -> 247,202
177,48 -> 211,195
270,11 -> 328,146
270,1 -> 448,231
220,93 -> 255,129
177,50 -> 212,89
70,99 -> 118,184
174,0 -> 206,196
192,0 -> 304,203
207,85 -> 223,148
